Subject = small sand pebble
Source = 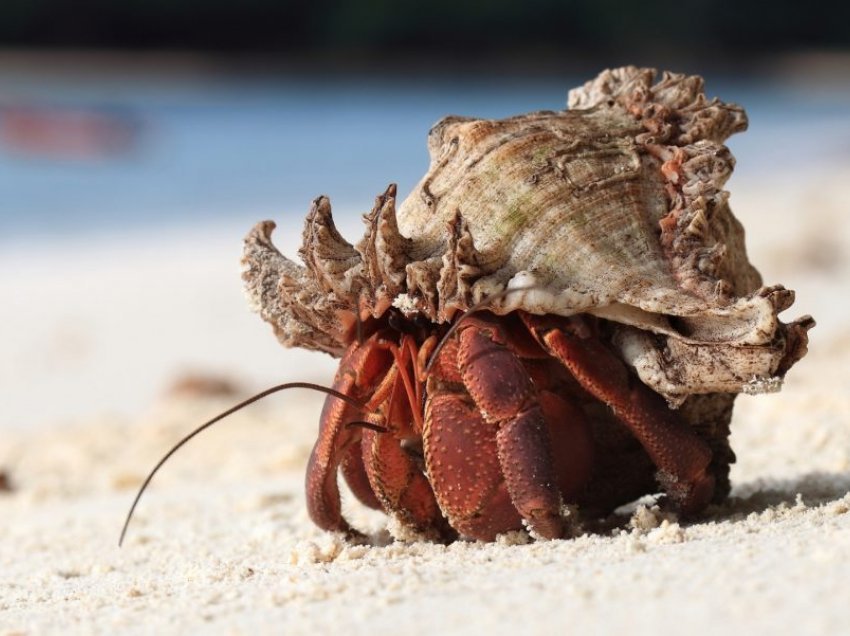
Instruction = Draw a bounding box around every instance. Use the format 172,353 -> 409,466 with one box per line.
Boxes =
164,373 -> 242,399
0,470 -> 14,493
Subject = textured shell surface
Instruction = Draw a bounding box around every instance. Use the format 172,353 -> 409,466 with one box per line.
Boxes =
242,67 -> 813,406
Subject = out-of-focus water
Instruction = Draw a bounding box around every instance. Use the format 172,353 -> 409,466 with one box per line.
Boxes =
2,71 -> 849,242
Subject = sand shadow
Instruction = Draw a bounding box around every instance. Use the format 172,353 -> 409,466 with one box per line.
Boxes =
575,470 -> 850,538
710,470 -> 850,519
351,470 -> 850,546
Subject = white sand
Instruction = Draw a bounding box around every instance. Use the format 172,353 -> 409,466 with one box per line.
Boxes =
2,169 -> 849,635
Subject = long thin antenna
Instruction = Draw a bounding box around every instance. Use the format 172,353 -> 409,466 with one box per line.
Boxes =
118,382 -> 366,547
345,420 -> 389,433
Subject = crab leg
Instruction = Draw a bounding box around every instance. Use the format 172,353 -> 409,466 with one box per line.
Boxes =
521,313 -> 715,515
305,334 -> 392,534
535,389 -> 595,502
426,318 -> 566,539
360,425 -> 446,535
360,338 -> 446,536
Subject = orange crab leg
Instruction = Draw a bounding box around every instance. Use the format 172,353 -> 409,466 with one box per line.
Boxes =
360,423 -> 446,534
340,440 -> 382,510
375,336 -> 424,434
520,313 -> 715,515
403,335 -> 425,409
334,349 -> 406,513
305,333 -> 392,534
358,343 -> 446,535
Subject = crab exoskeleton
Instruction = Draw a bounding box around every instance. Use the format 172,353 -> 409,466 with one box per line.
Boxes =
242,66 -> 814,541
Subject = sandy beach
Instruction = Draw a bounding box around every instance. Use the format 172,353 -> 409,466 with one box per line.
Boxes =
2,165 -> 849,635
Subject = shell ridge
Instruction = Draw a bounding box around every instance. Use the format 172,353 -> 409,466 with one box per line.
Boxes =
298,196 -> 363,301
568,66 -> 749,301
436,210 -> 483,322
242,221 -> 344,356
404,257 -> 442,317
653,141 -> 739,301
356,184 -> 411,316
567,66 -> 747,145
615,309 -> 813,403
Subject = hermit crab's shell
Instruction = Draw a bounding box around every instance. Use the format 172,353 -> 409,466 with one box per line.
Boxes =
242,66 -> 813,406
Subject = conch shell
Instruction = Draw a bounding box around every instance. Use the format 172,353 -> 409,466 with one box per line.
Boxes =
242,66 -> 813,409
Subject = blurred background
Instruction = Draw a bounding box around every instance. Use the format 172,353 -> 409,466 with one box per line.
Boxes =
2,0 -> 849,428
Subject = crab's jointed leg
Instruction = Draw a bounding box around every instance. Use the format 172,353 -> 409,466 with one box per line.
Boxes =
308,331 -> 446,537
305,333 -> 391,534
425,317 -> 573,540
425,391 -> 523,540
339,440 -> 382,511
357,336 -> 447,536
360,424 -> 446,535
521,313 -> 715,515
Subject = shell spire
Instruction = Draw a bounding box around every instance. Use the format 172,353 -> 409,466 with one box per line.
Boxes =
436,210 -> 483,322
299,196 -> 363,299
567,66 -> 748,145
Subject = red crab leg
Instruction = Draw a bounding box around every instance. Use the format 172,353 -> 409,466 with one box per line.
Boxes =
427,318 -> 566,539
375,336 -> 424,434
338,349 -> 407,512
404,335 -> 426,412
360,342 -> 446,535
536,388 -> 595,502
520,313 -> 715,515
305,333 -> 392,534
361,423 -> 446,534
519,357 -> 595,502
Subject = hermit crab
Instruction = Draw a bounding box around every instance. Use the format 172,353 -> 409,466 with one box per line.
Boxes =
120,67 -> 813,546
233,67 -> 813,542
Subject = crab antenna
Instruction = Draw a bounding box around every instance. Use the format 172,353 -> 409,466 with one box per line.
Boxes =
118,382 -> 367,547
424,285 -> 541,378
345,420 -> 389,433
